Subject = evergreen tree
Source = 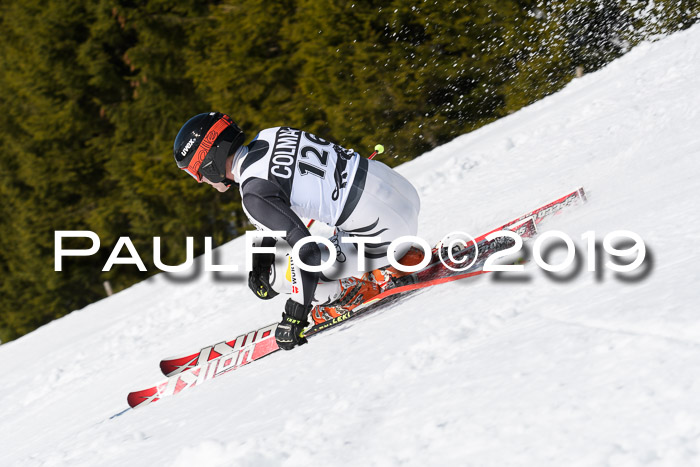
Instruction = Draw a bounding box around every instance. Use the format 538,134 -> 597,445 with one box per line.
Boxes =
0,0 -> 110,340
0,0 -> 696,341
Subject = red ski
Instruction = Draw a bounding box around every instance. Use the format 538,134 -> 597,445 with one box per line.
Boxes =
127,187 -> 586,409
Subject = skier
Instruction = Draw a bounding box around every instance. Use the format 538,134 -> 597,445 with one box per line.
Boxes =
174,112 -> 421,350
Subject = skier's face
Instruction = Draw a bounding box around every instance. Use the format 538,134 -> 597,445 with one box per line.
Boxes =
201,176 -> 231,192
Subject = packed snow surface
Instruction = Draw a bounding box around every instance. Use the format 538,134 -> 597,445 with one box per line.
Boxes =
2,25 -> 700,467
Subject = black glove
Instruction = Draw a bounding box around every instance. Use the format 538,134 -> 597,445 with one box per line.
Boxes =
275,299 -> 311,350
248,252 -> 278,300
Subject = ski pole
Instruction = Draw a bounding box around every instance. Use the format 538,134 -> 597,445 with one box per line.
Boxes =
306,144 -> 384,229
366,144 -> 384,161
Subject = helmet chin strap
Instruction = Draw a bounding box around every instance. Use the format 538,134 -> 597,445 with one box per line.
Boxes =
220,149 -> 241,187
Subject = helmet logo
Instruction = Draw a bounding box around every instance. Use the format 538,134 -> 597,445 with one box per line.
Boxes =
181,138 -> 196,157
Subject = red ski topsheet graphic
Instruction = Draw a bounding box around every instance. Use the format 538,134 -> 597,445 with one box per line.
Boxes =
128,187 -> 586,409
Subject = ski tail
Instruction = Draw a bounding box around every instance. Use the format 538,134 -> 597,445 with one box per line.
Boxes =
481,187 -> 586,239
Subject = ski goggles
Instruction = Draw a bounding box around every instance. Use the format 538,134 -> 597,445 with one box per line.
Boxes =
182,166 -> 203,182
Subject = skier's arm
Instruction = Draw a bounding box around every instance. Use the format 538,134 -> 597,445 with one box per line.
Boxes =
240,177 -> 321,308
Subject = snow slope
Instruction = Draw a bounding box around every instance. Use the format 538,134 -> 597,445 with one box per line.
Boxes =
2,24 -> 700,467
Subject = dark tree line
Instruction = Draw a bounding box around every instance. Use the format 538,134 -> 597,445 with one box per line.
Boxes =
0,0 -> 697,342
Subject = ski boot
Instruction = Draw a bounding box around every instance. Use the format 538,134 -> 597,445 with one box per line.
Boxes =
311,277 -> 382,325
361,246 -> 427,289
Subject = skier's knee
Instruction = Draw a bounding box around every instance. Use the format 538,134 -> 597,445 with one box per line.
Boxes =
296,241 -> 321,269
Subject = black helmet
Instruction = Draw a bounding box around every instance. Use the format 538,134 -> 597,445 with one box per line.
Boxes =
173,112 -> 245,184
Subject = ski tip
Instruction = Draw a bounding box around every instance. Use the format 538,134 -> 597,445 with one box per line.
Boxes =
159,360 -> 172,376
127,388 -> 159,409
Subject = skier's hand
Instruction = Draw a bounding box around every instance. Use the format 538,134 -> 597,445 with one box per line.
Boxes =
248,252 -> 277,300
275,300 -> 311,350
248,269 -> 277,300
